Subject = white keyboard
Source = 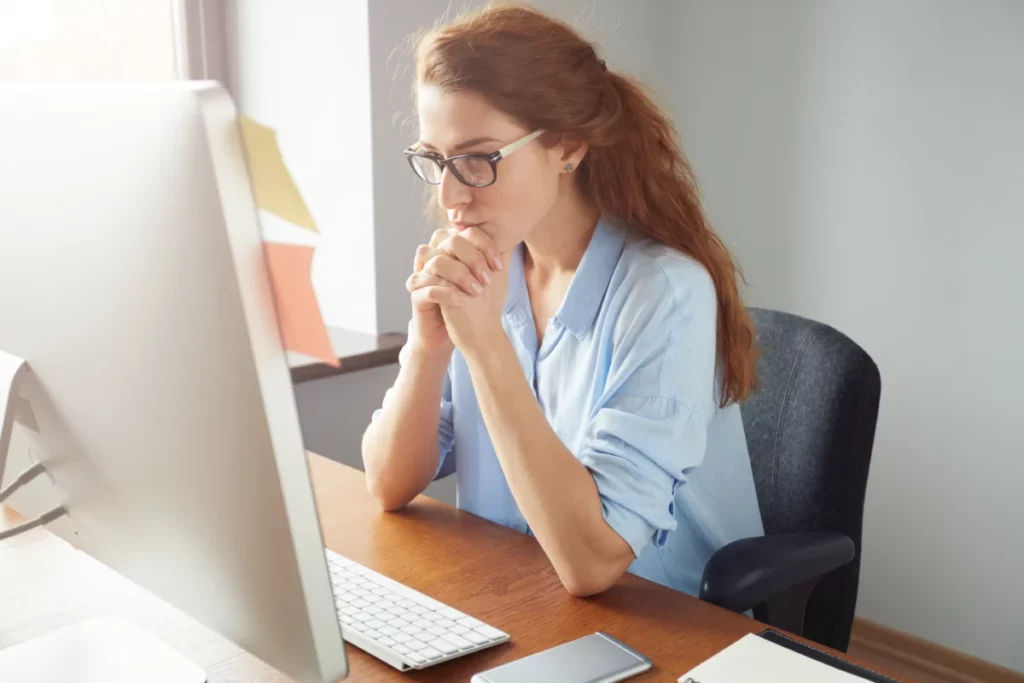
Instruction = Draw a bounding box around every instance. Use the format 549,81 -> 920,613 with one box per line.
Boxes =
325,549 -> 509,671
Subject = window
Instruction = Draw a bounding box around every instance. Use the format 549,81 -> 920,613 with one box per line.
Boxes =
0,0 -> 179,82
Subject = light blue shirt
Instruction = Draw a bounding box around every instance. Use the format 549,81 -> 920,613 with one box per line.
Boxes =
378,215 -> 763,597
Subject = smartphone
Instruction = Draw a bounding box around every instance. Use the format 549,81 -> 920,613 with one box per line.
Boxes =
470,632 -> 652,683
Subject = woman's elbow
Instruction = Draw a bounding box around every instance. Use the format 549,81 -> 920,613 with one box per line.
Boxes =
365,470 -> 411,512
558,564 -> 621,598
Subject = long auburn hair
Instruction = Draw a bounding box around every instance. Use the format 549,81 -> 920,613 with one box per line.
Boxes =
414,4 -> 758,405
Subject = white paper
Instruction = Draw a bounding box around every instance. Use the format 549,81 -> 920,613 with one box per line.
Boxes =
679,633 -> 870,683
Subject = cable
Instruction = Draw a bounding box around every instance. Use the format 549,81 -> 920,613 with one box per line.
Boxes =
0,504 -> 67,542
0,461 -> 48,505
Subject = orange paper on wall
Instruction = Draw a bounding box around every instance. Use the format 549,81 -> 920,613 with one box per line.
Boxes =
263,243 -> 338,367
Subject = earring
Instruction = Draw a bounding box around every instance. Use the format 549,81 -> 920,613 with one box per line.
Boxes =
563,163 -> 574,173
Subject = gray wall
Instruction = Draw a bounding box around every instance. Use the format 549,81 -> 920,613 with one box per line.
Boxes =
665,0 -> 1024,671
294,366 -> 456,505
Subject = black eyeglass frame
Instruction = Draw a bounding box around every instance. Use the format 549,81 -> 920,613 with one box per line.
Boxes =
403,129 -> 544,188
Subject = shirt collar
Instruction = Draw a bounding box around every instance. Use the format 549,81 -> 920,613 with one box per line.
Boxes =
556,215 -> 627,338
504,215 -> 628,339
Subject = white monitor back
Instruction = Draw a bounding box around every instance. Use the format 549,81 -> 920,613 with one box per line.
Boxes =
0,82 -> 347,682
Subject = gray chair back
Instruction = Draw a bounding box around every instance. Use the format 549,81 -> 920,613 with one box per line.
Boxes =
741,308 -> 881,651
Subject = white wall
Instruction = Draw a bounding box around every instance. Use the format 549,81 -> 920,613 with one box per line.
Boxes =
665,0 -> 1024,671
225,0 -> 377,334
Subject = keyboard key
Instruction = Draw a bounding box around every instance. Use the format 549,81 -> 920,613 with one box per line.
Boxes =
439,607 -> 465,620
441,633 -> 474,650
464,631 -> 488,645
457,616 -> 484,629
475,625 -> 506,641
429,639 -> 458,655
324,551 -> 509,668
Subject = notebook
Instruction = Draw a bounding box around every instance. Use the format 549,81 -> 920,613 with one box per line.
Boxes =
679,630 -> 900,683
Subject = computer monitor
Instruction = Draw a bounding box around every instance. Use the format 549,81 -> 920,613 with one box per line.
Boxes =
0,82 -> 348,682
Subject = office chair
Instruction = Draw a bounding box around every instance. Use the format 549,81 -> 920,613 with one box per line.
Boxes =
699,308 -> 881,652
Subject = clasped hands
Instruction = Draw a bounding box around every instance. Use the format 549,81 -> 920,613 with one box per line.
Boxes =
406,226 -> 511,357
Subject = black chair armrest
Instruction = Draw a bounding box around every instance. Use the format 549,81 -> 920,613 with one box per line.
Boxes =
700,533 -> 855,615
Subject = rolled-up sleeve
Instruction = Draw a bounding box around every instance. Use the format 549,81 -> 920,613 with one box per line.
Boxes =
579,395 -> 709,557
369,342 -> 456,480
576,256 -> 719,558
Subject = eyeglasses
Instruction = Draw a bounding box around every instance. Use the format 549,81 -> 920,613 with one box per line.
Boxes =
404,129 -> 544,188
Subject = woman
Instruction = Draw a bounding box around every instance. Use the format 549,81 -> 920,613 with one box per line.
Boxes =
362,5 -> 763,599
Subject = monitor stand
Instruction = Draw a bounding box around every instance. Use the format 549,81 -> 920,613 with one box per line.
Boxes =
0,617 -> 207,682
0,351 -> 206,682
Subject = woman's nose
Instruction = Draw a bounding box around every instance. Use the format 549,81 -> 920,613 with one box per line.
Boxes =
436,166 -> 471,211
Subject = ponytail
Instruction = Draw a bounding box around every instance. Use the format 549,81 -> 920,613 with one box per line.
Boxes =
583,71 -> 758,405
417,4 -> 758,405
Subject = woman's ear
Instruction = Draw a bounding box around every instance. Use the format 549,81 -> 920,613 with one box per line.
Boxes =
559,136 -> 589,172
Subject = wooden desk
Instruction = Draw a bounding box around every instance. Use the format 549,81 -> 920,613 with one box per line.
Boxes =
0,454 -> 906,682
